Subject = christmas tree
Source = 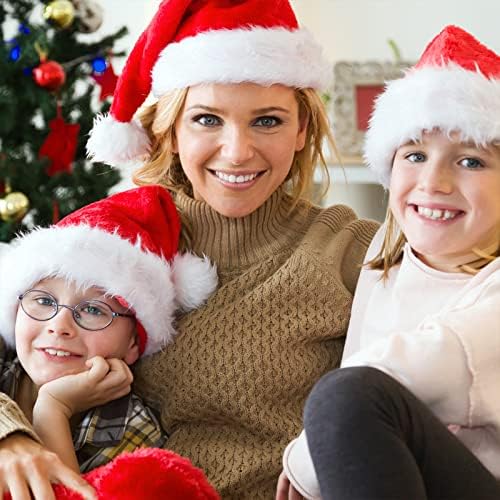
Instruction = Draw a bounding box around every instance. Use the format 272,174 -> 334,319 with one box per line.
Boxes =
0,0 -> 126,242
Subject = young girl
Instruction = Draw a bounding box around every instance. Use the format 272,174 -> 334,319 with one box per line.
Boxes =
279,25 -> 500,500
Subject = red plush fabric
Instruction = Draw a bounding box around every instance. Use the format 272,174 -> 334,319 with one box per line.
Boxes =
4,448 -> 219,500
111,0 -> 298,122
416,25 -> 500,77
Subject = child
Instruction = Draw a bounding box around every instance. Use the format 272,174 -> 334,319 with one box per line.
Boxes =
278,26 -> 500,500
0,185 -> 217,474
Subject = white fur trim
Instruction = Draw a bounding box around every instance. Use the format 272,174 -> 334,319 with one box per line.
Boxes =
151,27 -> 332,93
172,253 -> 218,311
364,65 -> 500,187
0,226 -> 176,356
86,113 -> 151,166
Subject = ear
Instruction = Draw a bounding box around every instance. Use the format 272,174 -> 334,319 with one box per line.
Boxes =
123,333 -> 140,365
295,113 -> 309,152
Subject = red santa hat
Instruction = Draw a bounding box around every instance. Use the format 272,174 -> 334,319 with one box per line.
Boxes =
364,25 -> 500,187
0,186 -> 217,356
86,0 -> 331,166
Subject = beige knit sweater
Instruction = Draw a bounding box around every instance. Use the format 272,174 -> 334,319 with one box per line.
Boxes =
133,188 -> 379,499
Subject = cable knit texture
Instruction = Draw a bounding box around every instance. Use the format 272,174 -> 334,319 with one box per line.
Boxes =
133,188 -> 379,499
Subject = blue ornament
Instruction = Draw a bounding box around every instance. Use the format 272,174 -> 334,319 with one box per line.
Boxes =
92,57 -> 107,73
9,45 -> 21,61
19,24 -> 31,35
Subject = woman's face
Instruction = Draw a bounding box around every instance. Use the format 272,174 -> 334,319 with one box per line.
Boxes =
174,83 -> 307,218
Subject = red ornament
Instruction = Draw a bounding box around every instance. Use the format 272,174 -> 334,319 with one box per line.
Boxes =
92,62 -> 119,101
39,106 -> 80,176
33,60 -> 66,91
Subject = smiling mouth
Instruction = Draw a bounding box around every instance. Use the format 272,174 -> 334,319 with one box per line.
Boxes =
212,170 -> 265,184
40,348 -> 79,357
412,205 -> 464,221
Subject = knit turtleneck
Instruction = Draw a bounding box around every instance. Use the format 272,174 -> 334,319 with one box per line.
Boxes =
175,187 -> 309,272
132,191 -> 379,499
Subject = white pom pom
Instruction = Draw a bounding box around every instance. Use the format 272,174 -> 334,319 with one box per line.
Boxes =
172,253 -> 218,311
86,113 -> 151,166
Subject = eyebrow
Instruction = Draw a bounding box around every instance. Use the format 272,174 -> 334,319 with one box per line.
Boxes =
185,105 -> 291,114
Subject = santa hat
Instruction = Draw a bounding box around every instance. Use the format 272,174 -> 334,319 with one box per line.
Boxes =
364,25 -> 500,187
0,186 -> 217,356
86,0 -> 331,166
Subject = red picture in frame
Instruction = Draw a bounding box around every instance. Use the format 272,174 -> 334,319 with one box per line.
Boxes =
355,84 -> 384,131
331,61 -> 411,158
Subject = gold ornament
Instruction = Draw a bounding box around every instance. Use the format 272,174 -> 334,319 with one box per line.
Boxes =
0,191 -> 30,222
43,0 -> 75,29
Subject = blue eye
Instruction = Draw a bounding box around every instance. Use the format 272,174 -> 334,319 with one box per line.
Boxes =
405,152 -> 426,163
459,157 -> 483,170
194,114 -> 221,127
80,303 -> 106,316
254,116 -> 281,128
35,295 -> 56,307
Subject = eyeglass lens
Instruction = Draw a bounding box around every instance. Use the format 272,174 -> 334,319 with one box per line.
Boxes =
20,290 -> 114,330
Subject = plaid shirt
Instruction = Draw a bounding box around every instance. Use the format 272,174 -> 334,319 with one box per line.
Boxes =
0,347 -> 167,473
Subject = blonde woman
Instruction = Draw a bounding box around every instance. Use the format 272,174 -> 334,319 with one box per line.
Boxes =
0,1 -> 378,498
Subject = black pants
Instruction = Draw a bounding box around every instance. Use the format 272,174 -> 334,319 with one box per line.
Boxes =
304,367 -> 500,500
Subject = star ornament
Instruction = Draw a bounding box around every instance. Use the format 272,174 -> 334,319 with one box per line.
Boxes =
92,62 -> 118,101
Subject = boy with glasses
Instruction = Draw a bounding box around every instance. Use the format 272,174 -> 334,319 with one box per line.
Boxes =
0,185 -> 217,473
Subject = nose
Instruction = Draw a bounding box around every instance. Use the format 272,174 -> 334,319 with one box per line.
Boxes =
219,126 -> 254,165
47,306 -> 77,337
417,160 -> 454,194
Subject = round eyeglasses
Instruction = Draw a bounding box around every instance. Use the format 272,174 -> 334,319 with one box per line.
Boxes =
18,289 -> 135,331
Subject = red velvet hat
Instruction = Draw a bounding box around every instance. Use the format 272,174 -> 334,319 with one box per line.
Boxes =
364,25 -> 500,187
0,186 -> 217,356
86,0 -> 331,166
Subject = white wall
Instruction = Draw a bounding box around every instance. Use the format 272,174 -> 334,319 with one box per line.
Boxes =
291,0 -> 499,63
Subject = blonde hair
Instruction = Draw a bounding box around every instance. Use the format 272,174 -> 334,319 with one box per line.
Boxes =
133,87 -> 336,205
368,142 -> 500,278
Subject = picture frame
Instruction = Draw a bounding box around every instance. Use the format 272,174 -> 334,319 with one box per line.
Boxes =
330,61 -> 412,160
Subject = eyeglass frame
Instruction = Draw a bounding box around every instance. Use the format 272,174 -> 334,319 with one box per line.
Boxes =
18,289 -> 135,332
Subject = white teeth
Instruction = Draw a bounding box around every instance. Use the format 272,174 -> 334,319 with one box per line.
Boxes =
215,171 -> 258,183
417,206 -> 459,221
44,348 -> 71,357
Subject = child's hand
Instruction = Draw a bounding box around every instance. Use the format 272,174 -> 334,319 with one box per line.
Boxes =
34,356 -> 133,419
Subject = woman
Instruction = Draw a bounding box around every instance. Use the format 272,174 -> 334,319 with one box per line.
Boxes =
0,1 -> 378,498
